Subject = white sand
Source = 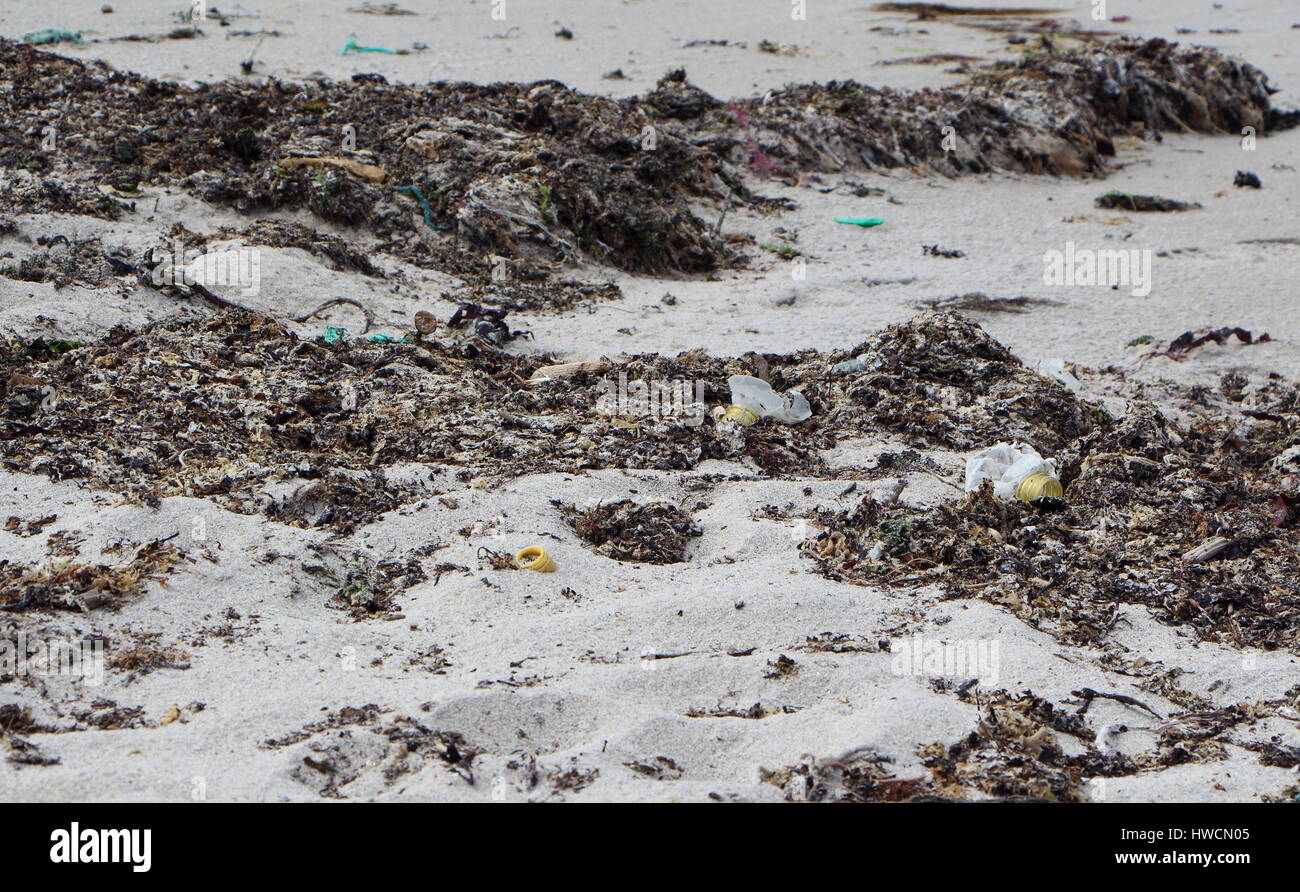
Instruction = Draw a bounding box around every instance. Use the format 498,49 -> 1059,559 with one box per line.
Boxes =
2,0 -> 1299,802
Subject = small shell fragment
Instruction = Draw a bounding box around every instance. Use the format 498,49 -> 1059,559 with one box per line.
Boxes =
414,311 -> 437,335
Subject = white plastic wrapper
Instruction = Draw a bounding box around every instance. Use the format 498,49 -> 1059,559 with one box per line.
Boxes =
726,375 -> 812,424
964,442 -> 1059,499
830,354 -> 868,374
1035,358 -> 1081,393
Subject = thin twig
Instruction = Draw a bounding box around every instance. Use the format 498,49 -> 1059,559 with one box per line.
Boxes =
292,298 -> 376,334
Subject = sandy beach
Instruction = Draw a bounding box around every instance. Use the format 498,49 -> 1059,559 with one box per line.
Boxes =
1,0 -> 1298,803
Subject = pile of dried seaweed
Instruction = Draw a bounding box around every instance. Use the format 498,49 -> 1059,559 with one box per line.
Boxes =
0,538 -> 183,613
0,236 -> 132,290
557,499 -> 701,564
302,545 -> 427,618
916,692 -> 1100,802
0,310 -> 1105,531
717,37 -> 1297,179
208,220 -> 388,278
0,312 -> 713,529
762,685 -> 1275,802
810,310 -> 1094,451
800,375 -> 1300,650
3,36 -> 1295,282
0,40 -> 742,275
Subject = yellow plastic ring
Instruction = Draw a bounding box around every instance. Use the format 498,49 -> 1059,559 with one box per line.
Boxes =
1016,473 -> 1064,503
722,406 -> 760,426
515,545 -> 555,572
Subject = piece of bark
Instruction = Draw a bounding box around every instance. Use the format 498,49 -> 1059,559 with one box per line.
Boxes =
1182,536 -> 1233,563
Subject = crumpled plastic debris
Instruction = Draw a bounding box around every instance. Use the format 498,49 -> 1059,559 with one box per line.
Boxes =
339,39 -> 408,55
23,29 -> 82,45
964,442 -> 1063,503
830,354 -> 868,374
722,374 -> 812,425
1035,358 -> 1081,393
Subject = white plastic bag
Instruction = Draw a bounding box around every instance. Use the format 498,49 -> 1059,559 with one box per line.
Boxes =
831,354 -> 868,374
1035,358 -> 1081,394
723,374 -> 811,425
964,442 -> 1060,500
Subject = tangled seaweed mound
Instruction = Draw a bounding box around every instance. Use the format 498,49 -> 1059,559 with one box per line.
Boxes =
3,37 -> 1295,275
0,237 -> 131,291
763,682 -> 1277,802
720,37 -> 1299,178
0,540 -> 183,614
0,311 -> 1080,530
817,310 -> 1093,451
0,41 -> 740,274
0,313 -> 715,530
558,499 -> 702,564
764,691 -> 1105,802
801,373 -> 1300,650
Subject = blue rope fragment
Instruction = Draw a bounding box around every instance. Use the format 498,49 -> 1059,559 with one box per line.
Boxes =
394,185 -> 452,231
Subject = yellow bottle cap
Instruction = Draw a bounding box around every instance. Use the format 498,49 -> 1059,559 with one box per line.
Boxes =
515,545 -> 555,573
1016,472 -> 1064,503
722,405 -> 760,425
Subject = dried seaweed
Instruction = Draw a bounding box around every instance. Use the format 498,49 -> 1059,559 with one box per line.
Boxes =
767,682 -> 1265,803
1166,326 -> 1272,359
301,545 -> 427,617
0,539 -> 183,614
799,377 -> 1300,649
0,237 -> 131,290
820,310 -> 1094,452
918,691 -> 1103,802
4,735 -> 60,767
0,310 -> 1094,531
557,499 -> 701,564
210,220 -> 387,278
2,36 -> 1292,289
917,293 -> 1062,314
1096,191 -> 1201,212
922,244 -> 965,259
760,748 -> 908,802
0,41 -> 740,275
1234,170 -> 1262,189
106,640 -> 191,674
871,3 -> 1064,16
716,38 -> 1291,180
